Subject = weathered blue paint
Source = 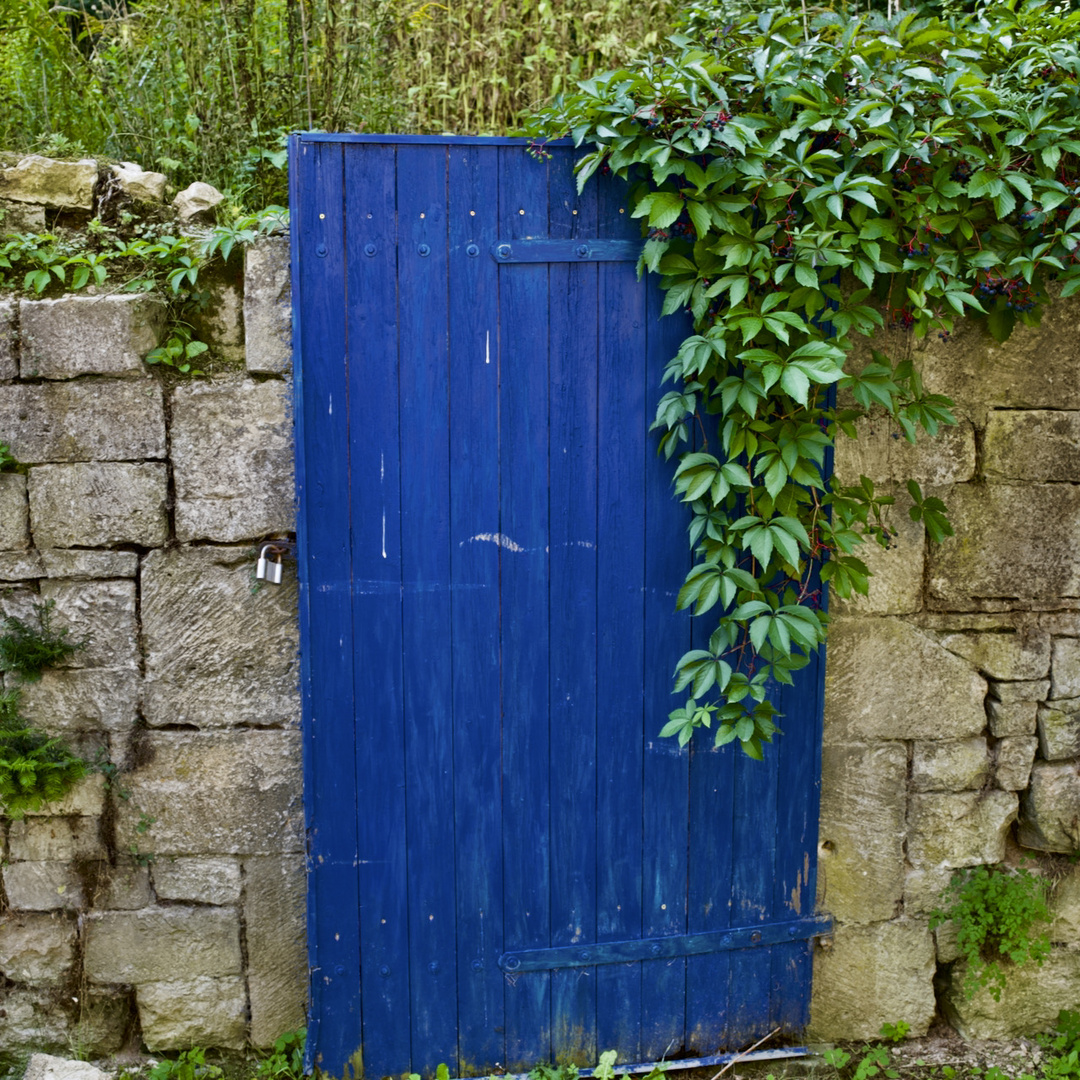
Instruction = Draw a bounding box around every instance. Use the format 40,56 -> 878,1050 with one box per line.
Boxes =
291,134 -> 829,1079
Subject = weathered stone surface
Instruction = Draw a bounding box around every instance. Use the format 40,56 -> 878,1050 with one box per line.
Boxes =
23,1054 -> 113,1080
934,919 -> 961,964
0,473 -> 29,550
831,500 -> 924,616
9,817 -> 102,862
1050,865 -> 1080,943
996,736 -> 1038,792
0,297 -> 16,379
941,947 -> 1080,1038
20,294 -> 164,379
818,743 -> 906,924
141,546 -> 298,727
114,730 -> 303,856
907,791 -> 1018,868
993,679 -> 1050,704
833,418 -> 976,486
0,199 -> 45,233
22,773 -> 104,817
825,618 -> 986,742
0,156 -> 96,210
29,463 -> 168,549
808,919 -> 936,1040
249,969 -> 307,1049
2,863 -> 83,911
0,380 -> 166,463
1052,638 -> 1080,699
75,990 -> 134,1055
40,549 -> 139,579
83,906 -> 242,983
246,238 -> 291,375
137,975 -> 246,1050
171,377 -> 294,542
17,668 -> 139,734
173,182 -> 224,222
1038,701 -> 1080,760
39,579 -> 138,670
111,162 -> 167,202
986,410 -> 1080,482
1018,762 -> 1080,852
0,552 -> 43,580
152,857 -> 241,905
929,485 -> 1080,608
0,915 -> 76,983
940,630 -> 1051,681
911,738 -> 990,792
94,861 -> 153,910
904,865 -> 953,915
986,697 -> 1038,737
190,261 -> 244,363
0,988 -> 70,1052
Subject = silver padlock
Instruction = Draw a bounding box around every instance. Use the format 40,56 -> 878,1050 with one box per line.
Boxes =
256,544 -> 284,585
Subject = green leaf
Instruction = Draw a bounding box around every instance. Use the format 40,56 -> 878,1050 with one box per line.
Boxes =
648,192 -> 685,229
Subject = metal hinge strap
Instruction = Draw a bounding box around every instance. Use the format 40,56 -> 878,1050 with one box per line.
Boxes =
490,239 -> 640,263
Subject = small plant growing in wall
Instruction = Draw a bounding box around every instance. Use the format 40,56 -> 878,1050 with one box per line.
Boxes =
930,863 -> 1052,1001
0,599 -> 85,680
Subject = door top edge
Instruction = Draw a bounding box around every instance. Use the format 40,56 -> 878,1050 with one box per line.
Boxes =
292,133 -> 574,147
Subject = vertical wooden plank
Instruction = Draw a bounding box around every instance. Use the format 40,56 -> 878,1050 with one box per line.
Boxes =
294,138 -> 362,1074
594,176 -> 646,1064
396,144 -> 459,1072
547,146 -> 599,1068
639,213 -> 693,1061
498,144 -> 552,1071
449,144 -> 506,1077
344,142 -> 412,1076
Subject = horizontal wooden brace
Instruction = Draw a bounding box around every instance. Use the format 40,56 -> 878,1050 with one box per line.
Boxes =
490,239 -> 640,263
498,914 -> 833,972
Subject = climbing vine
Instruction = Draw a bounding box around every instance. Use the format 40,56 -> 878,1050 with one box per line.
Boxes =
527,0 -> 1080,757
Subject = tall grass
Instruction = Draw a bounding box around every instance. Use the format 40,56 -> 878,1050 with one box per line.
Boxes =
0,0 -> 680,205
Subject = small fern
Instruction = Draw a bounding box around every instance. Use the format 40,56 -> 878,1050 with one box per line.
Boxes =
0,599 -> 85,681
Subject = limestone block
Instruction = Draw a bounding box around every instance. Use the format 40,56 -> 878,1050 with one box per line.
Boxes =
189,261 -> 244,363
985,410 -> 1080,482
2,863 -> 84,911
141,546 -> 298,728
111,162 -> 167,202
114,730 -> 303,856
29,463 -> 168,549
0,915 -> 75,983
0,380 -> 166,462
994,679 -> 1050,704
941,947 -> 1080,1038
808,919 -> 936,1040
40,549 -> 139,579
1018,761 -> 1080,852
911,738 -> 990,792
833,418 -> 975,486
817,743 -> 907,924
152,857 -> 241,905
934,919 -> 961,964
0,297 -> 15,380
75,990 -> 133,1055
23,1055 -> 113,1080
0,473 -> 29,550
824,617 -> 986,743
173,182 -> 224,222
904,865 -> 953,915
0,200 -> 45,233
0,156 -> 97,210
245,238 -> 292,375
17,669 -> 139,734
996,736 -> 1038,792
9,817 -> 102,862
1038,701 -> 1080,761
250,970 -> 307,1049
137,975 -> 246,1050
93,861 -> 153,910
39,579 -> 138,670
928,485 -> 1080,609
83,906 -> 242,983
907,791 -> 1018,868
1052,638 -> 1080,699
0,989 -> 71,1053
986,698 -> 1037,737
0,552 -> 44,580
1050,865 -> 1080,943
940,630 -> 1051,681
20,294 -> 164,379
830,501 -> 923,616
171,377 -> 294,542
22,773 -> 104,817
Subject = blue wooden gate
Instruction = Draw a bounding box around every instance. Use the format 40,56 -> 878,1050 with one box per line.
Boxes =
290,134 -> 829,1079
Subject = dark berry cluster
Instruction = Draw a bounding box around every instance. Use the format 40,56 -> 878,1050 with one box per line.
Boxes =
951,160 -> 973,182
976,273 -> 1037,312
887,306 -> 916,330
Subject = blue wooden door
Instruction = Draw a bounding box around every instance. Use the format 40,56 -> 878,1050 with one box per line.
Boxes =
290,134 -> 828,1079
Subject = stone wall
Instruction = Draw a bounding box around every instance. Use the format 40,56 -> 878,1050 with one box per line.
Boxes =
810,302 -> 1080,1041
0,168 -> 301,1053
